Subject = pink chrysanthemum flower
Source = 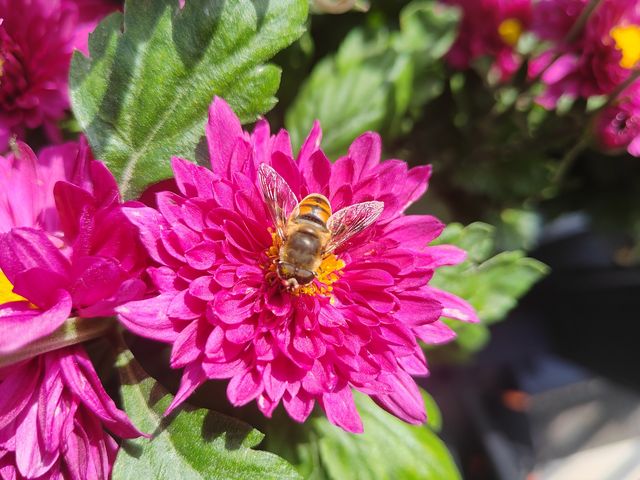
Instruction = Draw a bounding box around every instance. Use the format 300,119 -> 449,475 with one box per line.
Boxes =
530,0 -> 640,108
595,84 -> 640,156
0,347 -> 140,480
444,0 -> 532,81
118,97 -> 478,433
0,140 -> 145,479
0,0 -> 120,149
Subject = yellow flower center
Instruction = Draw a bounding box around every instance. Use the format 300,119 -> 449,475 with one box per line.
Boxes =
0,270 -> 27,304
498,18 -> 524,47
264,231 -> 345,298
611,25 -> 640,69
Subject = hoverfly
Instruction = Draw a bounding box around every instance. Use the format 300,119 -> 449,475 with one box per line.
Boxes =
257,163 -> 384,288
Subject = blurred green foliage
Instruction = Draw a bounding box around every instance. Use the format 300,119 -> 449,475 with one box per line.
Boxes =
265,390 -> 460,480
430,222 -> 549,356
285,1 -> 459,158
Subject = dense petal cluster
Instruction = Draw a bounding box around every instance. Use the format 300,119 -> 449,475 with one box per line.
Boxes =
530,0 -> 640,107
595,85 -> 640,156
0,141 -> 147,353
444,0 -> 532,80
118,97 -> 477,433
0,140 -> 144,479
0,0 -> 119,149
0,347 -> 140,480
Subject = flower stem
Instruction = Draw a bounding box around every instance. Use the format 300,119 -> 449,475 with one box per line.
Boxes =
0,316 -> 115,368
551,71 -> 640,187
599,69 -> 640,111
552,129 -> 592,186
526,0 -> 603,87
565,0 -> 602,44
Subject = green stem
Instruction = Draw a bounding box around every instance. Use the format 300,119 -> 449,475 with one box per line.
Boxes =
0,317 -> 115,368
552,129 -> 592,186
599,69 -> 640,112
552,69 -> 640,185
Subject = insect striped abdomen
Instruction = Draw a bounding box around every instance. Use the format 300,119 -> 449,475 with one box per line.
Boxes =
295,194 -> 332,226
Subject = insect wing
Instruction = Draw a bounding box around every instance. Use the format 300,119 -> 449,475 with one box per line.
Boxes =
257,163 -> 298,240
325,201 -> 384,254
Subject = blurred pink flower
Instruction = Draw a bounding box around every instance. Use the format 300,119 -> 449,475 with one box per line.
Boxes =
530,0 -> 640,108
65,0 -> 122,55
0,0 -> 120,150
118,97 -> 478,433
444,0 -> 532,80
0,140 -> 145,478
595,84 -> 640,156
531,0 -> 587,42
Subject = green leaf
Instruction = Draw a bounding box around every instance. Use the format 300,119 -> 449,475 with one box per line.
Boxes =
71,0 -> 308,198
265,391 -> 460,480
431,222 -> 549,354
396,0 -> 460,61
285,0 -> 459,157
285,29 -> 404,158
113,347 -> 301,480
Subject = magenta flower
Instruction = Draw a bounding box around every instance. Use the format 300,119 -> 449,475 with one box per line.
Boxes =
530,0 -> 640,108
0,140 -> 145,478
444,0 -> 532,81
0,347 -> 140,480
0,141 -> 147,353
118,97 -> 478,433
0,0 -> 119,149
595,84 -> 640,156
531,0 -> 587,43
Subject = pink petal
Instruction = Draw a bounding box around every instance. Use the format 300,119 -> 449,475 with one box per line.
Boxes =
542,53 -> 579,84
227,369 -> 263,406
429,287 -> 479,323
207,96 -> 243,179
425,245 -> 467,267
122,206 -> 173,265
0,359 -> 41,430
0,228 -> 69,283
628,136 -> 640,157
170,157 -> 216,199
68,256 -> 123,308
116,293 -> 178,343
321,386 -> 363,433
12,267 -> 69,309
170,320 -> 202,368
184,242 -> 217,270
373,371 -> 426,425
15,396 -> 58,478
0,290 -> 72,354
383,215 -> 444,249
282,390 -> 315,423
53,181 -> 95,245
56,346 -> 142,439
300,150 -> 331,196
165,364 -> 207,416
348,132 -> 381,181
398,165 -> 432,212
38,357 -> 66,453
297,120 -> 322,166
394,291 -> 443,327
413,320 -> 457,345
